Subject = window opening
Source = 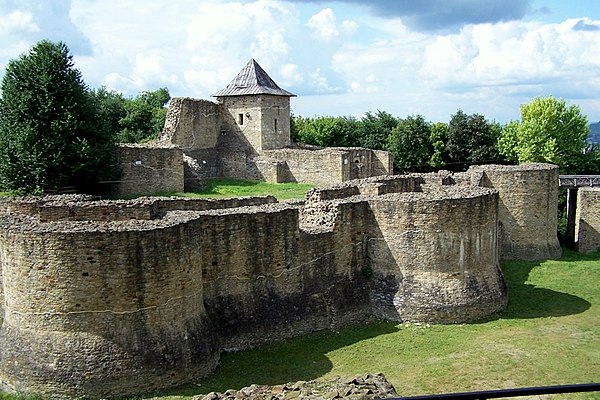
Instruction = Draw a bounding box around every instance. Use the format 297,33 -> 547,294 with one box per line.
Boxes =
238,113 -> 244,125
274,118 -> 278,131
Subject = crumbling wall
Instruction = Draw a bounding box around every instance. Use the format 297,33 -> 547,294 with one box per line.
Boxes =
472,163 -> 561,260
116,145 -> 184,196
161,97 -> 221,151
0,163 -> 564,398
264,148 -> 345,185
575,187 -> 600,253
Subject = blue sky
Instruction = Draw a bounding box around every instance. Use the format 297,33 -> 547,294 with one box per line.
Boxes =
0,0 -> 599,123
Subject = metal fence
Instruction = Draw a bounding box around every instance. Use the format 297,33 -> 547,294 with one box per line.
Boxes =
390,383 -> 600,399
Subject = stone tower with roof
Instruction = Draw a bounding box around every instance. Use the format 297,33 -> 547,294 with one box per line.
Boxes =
213,59 -> 295,154
155,59 -> 393,188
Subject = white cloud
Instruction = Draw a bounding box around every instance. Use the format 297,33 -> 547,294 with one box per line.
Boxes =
279,63 -> 303,87
307,8 -> 339,41
420,19 -> 600,94
0,10 -> 39,33
306,8 -> 358,42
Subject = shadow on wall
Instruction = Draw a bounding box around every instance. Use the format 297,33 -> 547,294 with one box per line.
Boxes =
497,259 -> 591,320
151,321 -> 399,397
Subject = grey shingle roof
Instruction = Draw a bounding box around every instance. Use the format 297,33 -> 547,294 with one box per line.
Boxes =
212,59 -> 296,97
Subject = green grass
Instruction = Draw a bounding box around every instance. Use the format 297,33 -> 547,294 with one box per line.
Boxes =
158,178 -> 315,201
150,249 -> 600,399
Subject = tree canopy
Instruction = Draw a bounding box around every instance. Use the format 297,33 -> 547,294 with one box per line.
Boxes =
90,87 -> 170,143
0,40 -> 118,194
386,115 -> 433,172
444,110 -> 500,171
497,96 -> 590,173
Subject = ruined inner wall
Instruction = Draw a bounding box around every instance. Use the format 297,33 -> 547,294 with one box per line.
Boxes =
471,164 -> 561,260
116,144 -> 184,196
575,187 -> 600,253
161,98 -> 221,151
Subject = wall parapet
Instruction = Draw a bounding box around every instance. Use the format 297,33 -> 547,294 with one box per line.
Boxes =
0,164 -> 564,398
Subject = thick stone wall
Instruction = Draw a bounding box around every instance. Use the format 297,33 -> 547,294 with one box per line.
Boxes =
161,97 -> 222,151
116,145 -> 184,196
368,188 -> 506,322
471,163 -> 561,260
0,215 -> 219,397
261,148 -> 394,186
575,187 -> 600,253
0,164 -> 561,398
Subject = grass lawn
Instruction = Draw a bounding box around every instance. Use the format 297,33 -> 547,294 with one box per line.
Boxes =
152,248 -> 600,399
157,178 -> 315,201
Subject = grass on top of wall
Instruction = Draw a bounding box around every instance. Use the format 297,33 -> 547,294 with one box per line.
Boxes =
167,178 -> 315,200
149,248 -> 600,400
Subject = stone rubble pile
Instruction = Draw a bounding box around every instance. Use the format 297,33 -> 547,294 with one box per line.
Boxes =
193,374 -> 398,400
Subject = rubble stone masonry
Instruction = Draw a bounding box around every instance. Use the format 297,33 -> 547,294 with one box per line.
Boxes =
0,164 -> 566,398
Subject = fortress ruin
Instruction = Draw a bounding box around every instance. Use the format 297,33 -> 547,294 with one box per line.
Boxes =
114,59 -> 393,197
0,163 -> 563,398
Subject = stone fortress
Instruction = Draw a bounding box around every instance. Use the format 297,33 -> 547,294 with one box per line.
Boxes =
0,60 -> 597,398
115,59 -> 392,196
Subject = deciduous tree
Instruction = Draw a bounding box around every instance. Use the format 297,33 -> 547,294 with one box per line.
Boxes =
386,115 -> 433,172
497,96 -> 589,173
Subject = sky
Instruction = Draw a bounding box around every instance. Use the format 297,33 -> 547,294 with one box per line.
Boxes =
0,0 -> 599,124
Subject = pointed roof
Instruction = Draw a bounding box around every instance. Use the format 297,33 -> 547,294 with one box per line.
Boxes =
212,59 -> 296,97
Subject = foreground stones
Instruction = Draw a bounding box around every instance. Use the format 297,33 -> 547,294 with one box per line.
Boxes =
193,374 -> 398,400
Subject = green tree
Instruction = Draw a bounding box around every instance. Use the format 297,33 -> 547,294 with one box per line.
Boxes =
117,88 -> 170,143
445,110 -> 499,170
429,122 -> 448,168
89,86 -> 127,137
386,115 -> 433,172
291,115 -> 357,147
0,40 -> 118,194
356,110 -> 399,150
89,87 -> 170,143
497,96 -> 589,173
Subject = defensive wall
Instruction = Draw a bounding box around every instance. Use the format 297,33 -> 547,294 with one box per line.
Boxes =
574,187 -> 600,253
149,97 -> 393,190
0,163 -> 567,398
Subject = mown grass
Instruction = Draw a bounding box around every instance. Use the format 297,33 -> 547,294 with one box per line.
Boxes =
156,178 -> 315,201
150,249 -> 600,399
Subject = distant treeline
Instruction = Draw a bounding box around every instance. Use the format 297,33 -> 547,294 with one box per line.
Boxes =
291,98 -> 600,175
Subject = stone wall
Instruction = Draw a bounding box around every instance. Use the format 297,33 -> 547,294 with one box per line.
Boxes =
161,98 -> 222,151
575,187 -> 600,253
0,164 -> 561,398
471,163 -> 561,260
116,145 -> 184,196
368,188 -> 506,322
0,215 -> 219,397
260,148 -> 394,186
258,95 -> 292,150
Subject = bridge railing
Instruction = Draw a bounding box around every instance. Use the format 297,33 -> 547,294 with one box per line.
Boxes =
559,175 -> 600,188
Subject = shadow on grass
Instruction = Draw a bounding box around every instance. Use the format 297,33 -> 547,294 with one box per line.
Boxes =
498,257 -> 591,320
146,321 -> 399,398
